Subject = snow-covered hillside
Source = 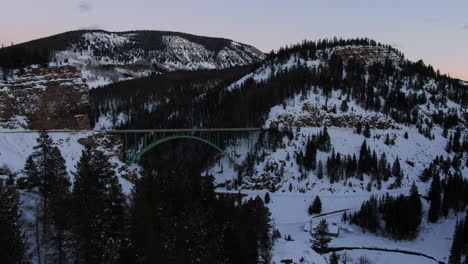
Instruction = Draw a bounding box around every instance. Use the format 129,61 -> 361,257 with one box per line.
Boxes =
51,30 -> 265,88
0,132 -> 136,194
204,45 -> 467,263
55,31 -> 264,69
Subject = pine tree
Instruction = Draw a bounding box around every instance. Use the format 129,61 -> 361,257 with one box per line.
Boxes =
23,155 -> 38,189
309,196 -> 322,215
452,129 -> 461,153
342,211 -> 348,222
358,140 -> 369,174
317,161 -> 324,179
408,182 -> 422,238
392,157 -> 403,187
72,144 -> 126,263
0,180 -> 28,264
23,131 -> 72,263
443,127 -> 448,138
356,122 -> 362,134
264,192 -> 270,204
304,140 -> 317,171
464,212 -> 468,252
329,252 -> 339,264
428,175 -> 441,223
310,219 -> 332,253
49,146 -> 72,264
317,126 -> 332,152
378,153 -> 388,176
250,196 -> 272,264
448,221 -> 463,264
363,123 -> 371,138
384,134 -> 391,145
340,100 -> 348,112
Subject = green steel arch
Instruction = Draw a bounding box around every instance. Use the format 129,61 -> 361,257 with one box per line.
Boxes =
127,135 -> 235,165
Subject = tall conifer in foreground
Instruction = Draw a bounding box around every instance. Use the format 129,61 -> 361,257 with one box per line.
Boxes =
310,219 -> 332,253
0,180 -> 28,264
23,131 -> 71,263
72,144 -> 126,263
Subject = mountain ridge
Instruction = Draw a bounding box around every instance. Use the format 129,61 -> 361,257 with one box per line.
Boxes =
4,29 -> 264,53
0,29 -> 265,88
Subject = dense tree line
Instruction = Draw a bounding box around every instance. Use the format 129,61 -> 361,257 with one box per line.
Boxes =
322,140 -> 402,186
448,211 -> 468,264
419,152 -> 468,225
90,66 -> 254,130
446,129 -> 468,155
420,154 -> 465,183
268,37 -> 397,63
428,172 -> 468,223
242,128 -> 404,189
130,164 -> 273,264
296,127 -> 331,172
13,131 -> 273,264
347,183 -> 422,240
0,45 -> 51,71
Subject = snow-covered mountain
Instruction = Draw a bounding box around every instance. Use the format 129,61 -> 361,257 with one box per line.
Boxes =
55,31 -> 264,69
1,30 -> 265,88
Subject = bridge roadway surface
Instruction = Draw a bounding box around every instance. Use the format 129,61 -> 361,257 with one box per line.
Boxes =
0,128 -> 264,133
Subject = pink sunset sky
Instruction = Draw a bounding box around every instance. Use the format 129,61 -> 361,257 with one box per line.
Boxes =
1,0 -> 467,80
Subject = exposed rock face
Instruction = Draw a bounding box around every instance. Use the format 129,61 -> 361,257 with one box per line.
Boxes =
0,65 -> 90,129
267,101 -> 397,130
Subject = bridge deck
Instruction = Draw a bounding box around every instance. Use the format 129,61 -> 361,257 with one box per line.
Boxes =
0,128 -> 264,134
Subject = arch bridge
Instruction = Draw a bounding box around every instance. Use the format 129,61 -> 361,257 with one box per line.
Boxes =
107,128 -> 263,165
1,128 -> 264,165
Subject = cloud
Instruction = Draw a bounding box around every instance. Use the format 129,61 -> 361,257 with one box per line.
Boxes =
78,24 -> 103,30
78,1 -> 92,13
390,42 -> 403,49
463,23 -> 468,30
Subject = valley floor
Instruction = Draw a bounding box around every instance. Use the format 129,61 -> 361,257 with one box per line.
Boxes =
223,189 -> 459,264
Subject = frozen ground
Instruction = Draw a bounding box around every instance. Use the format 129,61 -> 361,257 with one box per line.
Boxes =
0,132 -> 134,194
208,123 -> 462,263
228,188 -> 459,264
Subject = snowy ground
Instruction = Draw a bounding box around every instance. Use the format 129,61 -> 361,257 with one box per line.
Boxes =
223,188 -> 459,264
323,249 -> 435,264
209,125 -> 453,193
208,123 -> 461,264
0,132 -> 134,194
